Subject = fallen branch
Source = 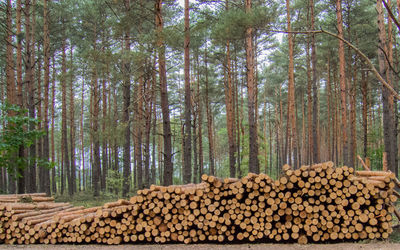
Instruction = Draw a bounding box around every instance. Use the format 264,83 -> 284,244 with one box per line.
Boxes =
357,155 -> 370,171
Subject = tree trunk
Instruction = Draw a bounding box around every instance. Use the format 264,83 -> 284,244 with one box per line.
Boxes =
6,0 -> 16,107
69,47 -> 76,195
80,78 -> 85,191
204,47 -> 215,176
51,55 -> 57,194
309,0 -> 319,164
134,75 -> 144,190
286,0 -> 298,169
61,37 -> 69,195
122,0 -> 131,196
197,54 -> 204,183
92,66 -> 100,197
5,0 -> 15,194
24,0 -> 35,194
112,79 -> 119,175
246,0 -> 259,173
42,0 -> 51,195
336,0 -> 349,166
377,0 -> 397,175
225,42 -> 236,178
144,67 -> 153,188
151,88 -> 157,185
101,73 -> 108,191
155,0 -> 173,186
361,70 -> 368,159
349,58 -> 357,168
183,0 -> 192,184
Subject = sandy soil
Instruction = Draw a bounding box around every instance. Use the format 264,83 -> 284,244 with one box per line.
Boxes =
1,243 -> 400,250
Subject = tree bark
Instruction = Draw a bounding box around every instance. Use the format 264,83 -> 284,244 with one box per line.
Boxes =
286,0 -> 298,169
6,0 -> 15,106
156,0 -> 173,186
69,47 -> 76,195
92,58 -> 100,197
24,0 -> 35,194
101,68 -> 108,191
51,55 -> 57,194
183,0 -> 192,184
246,0 -> 259,173
80,78 -> 85,191
61,38 -> 69,195
42,0 -> 51,195
336,0 -> 349,166
204,47 -> 215,176
377,0 -> 397,175
361,70 -> 368,159
310,0 -> 319,164
122,0 -> 131,196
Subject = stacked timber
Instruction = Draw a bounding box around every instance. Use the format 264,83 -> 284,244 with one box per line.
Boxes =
0,161 -> 399,244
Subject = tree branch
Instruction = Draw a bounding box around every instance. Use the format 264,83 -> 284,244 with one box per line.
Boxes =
382,0 -> 400,35
268,29 -> 400,101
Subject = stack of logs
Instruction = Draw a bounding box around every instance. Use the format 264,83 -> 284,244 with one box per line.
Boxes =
0,161 -> 399,244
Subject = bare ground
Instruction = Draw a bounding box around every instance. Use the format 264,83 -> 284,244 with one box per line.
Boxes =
1,243 -> 400,250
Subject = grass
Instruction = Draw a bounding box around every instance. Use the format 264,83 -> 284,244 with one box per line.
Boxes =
54,191 -> 124,208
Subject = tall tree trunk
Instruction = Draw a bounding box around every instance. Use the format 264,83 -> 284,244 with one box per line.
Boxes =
183,0 -> 192,184
144,72 -> 153,188
386,0 -> 398,175
135,74 -> 144,190
377,0 -> 397,175
326,58 -> 332,161
225,0 -> 236,178
101,74 -> 108,191
37,44 -> 43,192
69,47 -> 76,195
151,88 -> 157,185
306,37 -> 313,165
92,39 -> 100,197
42,0 -> 51,195
61,38 -> 69,195
286,0 -> 298,169
155,0 -> 173,186
122,0 -> 131,196
361,70 -> 368,158
246,0 -> 259,173
204,47 -> 215,176
51,55 -> 56,194
16,0 -> 23,110
349,58 -> 357,168
336,0 -> 349,166
81,78 -> 85,191
197,55 -> 203,183
112,79 -> 119,174
5,0 -> 15,194
310,0 -> 319,164
25,0 -> 35,194
6,0 -> 15,107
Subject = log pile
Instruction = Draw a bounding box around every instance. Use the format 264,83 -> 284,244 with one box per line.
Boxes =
0,162 -> 399,244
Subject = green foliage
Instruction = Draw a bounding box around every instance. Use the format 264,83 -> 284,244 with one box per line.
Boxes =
106,169 -> 123,195
367,145 -> 383,171
211,5 -> 277,44
0,103 -> 46,178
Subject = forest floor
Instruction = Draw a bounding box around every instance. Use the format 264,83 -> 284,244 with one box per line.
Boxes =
1,242 -> 400,250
